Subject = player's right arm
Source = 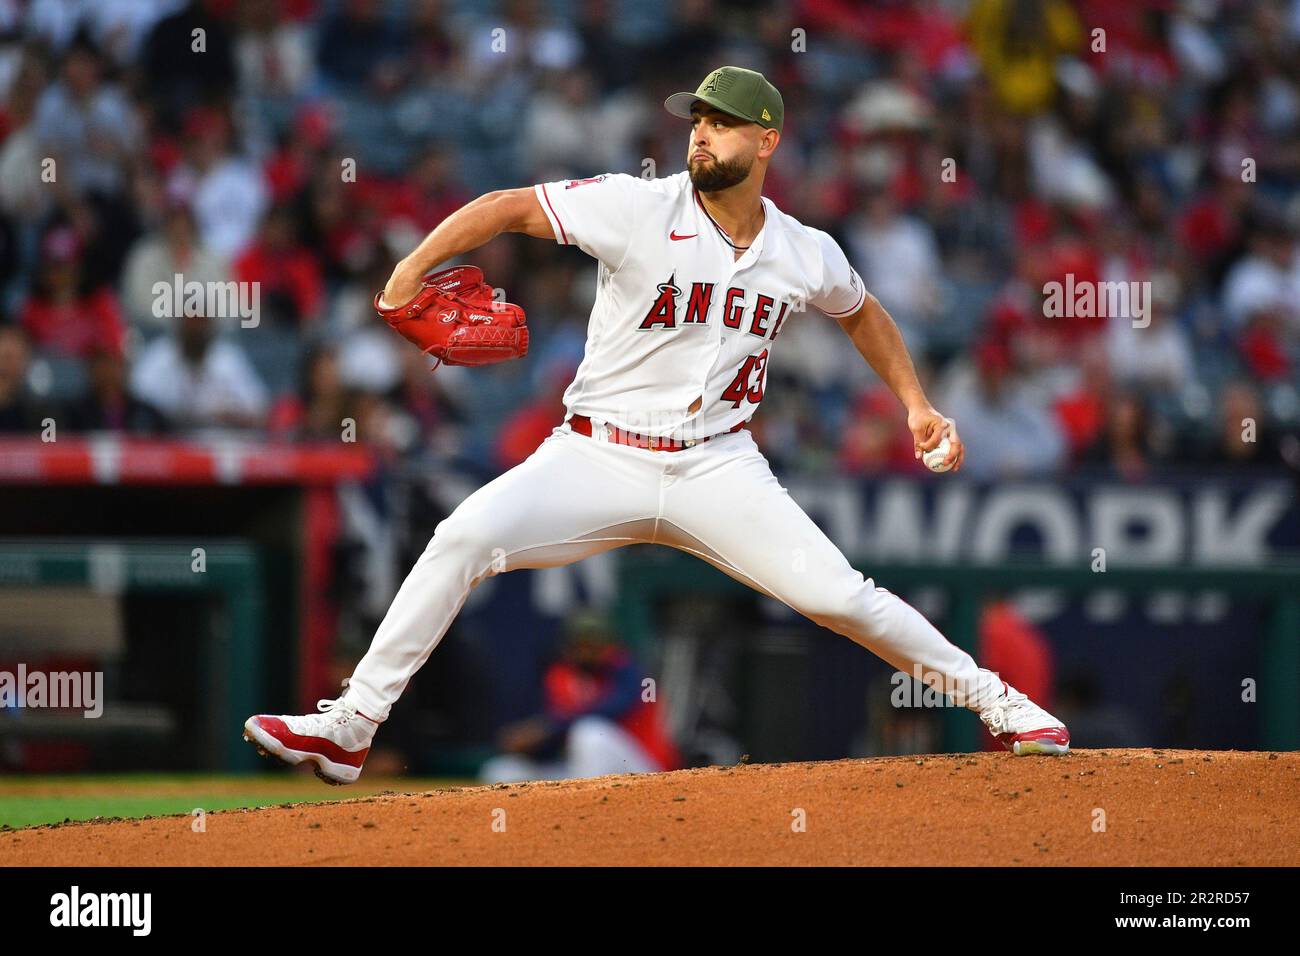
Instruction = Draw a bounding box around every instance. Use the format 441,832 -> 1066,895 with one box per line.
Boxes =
382,187 -> 553,306
810,228 -> 965,472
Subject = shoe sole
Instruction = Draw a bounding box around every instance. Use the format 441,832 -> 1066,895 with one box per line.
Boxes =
242,718 -> 361,785
1011,738 -> 1070,756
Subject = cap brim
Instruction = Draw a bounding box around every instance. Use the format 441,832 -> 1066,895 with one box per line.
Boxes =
663,91 -> 748,123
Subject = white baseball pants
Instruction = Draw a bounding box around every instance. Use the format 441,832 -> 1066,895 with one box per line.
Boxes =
344,419 -> 1003,722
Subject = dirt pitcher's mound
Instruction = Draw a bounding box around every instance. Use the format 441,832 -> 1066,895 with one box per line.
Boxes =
4,750 -> 1298,866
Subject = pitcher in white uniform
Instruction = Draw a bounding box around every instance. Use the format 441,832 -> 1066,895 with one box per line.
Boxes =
244,66 -> 1070,784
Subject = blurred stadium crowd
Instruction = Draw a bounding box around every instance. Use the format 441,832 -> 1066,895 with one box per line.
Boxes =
0,0 -> 1298,481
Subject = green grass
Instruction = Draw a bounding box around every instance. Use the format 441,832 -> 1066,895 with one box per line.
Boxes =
0,774 -> 471,829
0,795 -> 306,829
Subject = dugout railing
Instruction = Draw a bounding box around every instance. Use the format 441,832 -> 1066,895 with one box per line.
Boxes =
0,540 -> 265,771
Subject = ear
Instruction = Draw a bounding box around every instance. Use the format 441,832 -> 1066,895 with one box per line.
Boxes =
758,128 -> 780,159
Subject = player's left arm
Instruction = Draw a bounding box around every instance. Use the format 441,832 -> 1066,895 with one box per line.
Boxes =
834,292 -> 964,472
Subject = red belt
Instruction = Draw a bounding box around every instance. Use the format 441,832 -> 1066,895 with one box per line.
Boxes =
567,414 -> 745,452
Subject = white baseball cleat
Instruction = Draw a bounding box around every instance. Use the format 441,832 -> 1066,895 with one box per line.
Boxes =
978,681 -> 1070,756
243,691 -> 380,785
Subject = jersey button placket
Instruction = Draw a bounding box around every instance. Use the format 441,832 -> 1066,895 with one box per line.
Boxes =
687,199 -> 726,437
705,210 -> 766,437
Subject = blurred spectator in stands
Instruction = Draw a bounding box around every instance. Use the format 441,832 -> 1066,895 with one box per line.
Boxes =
234,203 -> 323,326
967,0 -> 1081,115
33,31 -> 137,199
479,610 -> 680,783
574,0 -> 639,92
1222,214 -> 1300,333
1053,339 -> 1109,463
0,325 -> 52,433
753,372 -> 837,476
377,345 -> 462,463
461,0 -> 582,79
129,166 -> 172,235
522,67 -> 641,174
75,0 -> 178,69
0,0 -> 1290,483
1177,163 -> 1252,287
129,308 -> 268,430
166,106 -> 268,259
1236,303 -> 1292,383
494,355 -> 576,470
935,336 -> 1066,480
316,0 -> 402,89
1082,390 -> 1159,480
350,389 -> 416,461
776,299 -> 866,403
64,344 -> 167,434
1195,380 -> 1288,468
407,0 -> 456,75
977,595 -> 1054,751
140,0 -> 237,127
645,0 -> 720,80
233,0 -> 315,102
1106,273 -> 1193,395
20,226 -> 126,360
121,201 -> 230,334
1027,90 -> 1115,213
263,105 -> 331,204
376,144 -> 471,236
69,184 -> 145,294
1084,0 -> 1179,91
333,242 -> 403,372
23,0 -> 88,53
837,382 -> 916,475
0,51 -> 55,223
1033,222 -> 1108,355
395,345 -> 464,457
1206,74 -> 1289,192
845,187 -> 942,353
269,344 -> 362,443
299,161 -> 378,288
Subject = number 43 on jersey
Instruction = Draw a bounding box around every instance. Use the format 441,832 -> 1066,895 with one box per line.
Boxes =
722,348 -> 769,408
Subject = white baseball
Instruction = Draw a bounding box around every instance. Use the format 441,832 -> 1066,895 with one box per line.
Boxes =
922,435 -> 953,473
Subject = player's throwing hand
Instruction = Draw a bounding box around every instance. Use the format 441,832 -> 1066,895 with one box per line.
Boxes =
909,406 -> 964,472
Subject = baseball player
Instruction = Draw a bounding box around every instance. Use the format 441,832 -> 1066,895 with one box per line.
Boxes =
244,66 -> 1070,784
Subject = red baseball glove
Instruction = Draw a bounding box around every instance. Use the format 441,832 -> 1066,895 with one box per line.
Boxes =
374,265 -> 528,368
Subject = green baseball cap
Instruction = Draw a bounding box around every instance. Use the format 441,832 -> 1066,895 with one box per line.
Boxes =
664,66 -> 784,133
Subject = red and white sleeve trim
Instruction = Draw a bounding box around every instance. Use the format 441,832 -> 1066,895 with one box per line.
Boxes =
821,281 -> 868,318
534,183 -> 570,245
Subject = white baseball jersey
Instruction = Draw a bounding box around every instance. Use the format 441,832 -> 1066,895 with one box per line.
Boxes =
533,171 -> 867,441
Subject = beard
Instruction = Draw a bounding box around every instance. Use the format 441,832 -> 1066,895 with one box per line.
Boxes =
689,153 -> 753,192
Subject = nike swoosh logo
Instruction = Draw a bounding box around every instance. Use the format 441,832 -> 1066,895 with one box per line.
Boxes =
670,231 -> 698,240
